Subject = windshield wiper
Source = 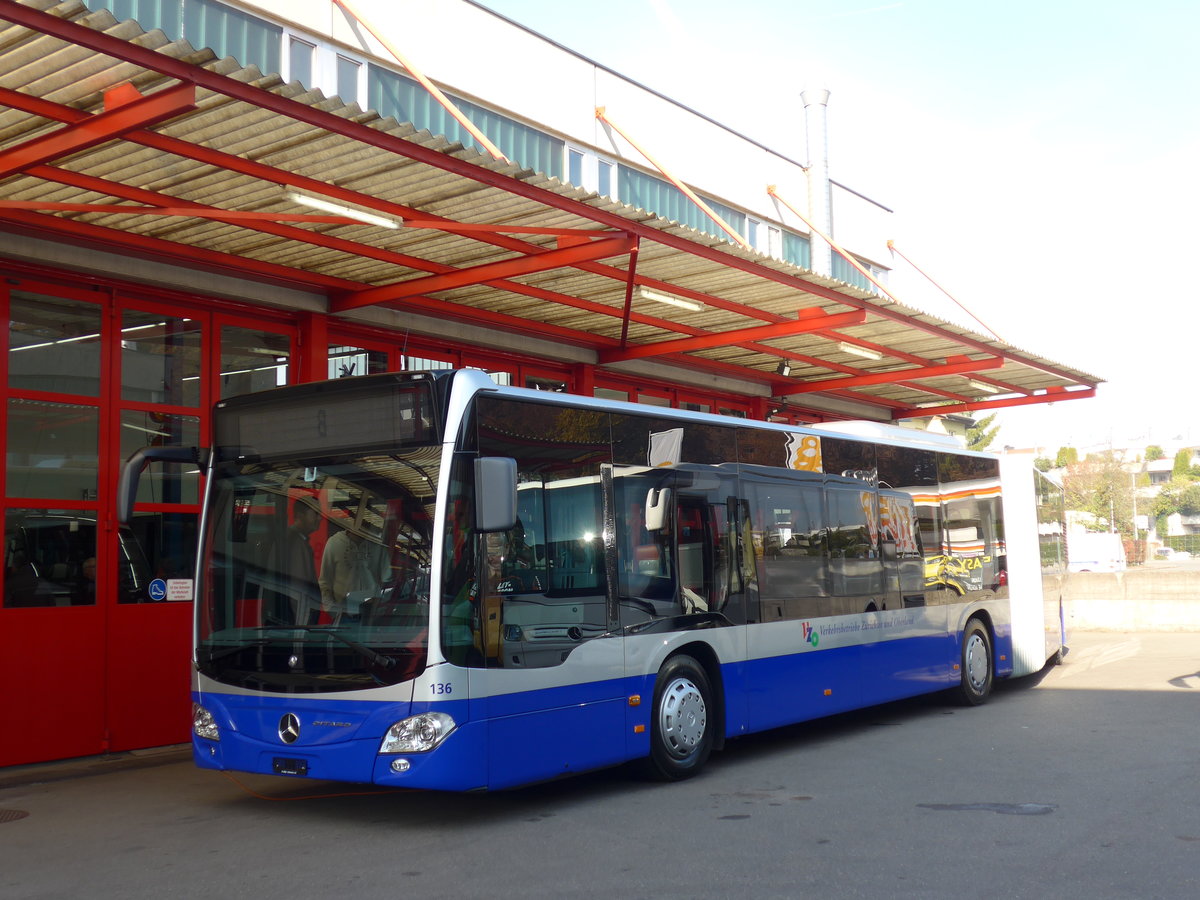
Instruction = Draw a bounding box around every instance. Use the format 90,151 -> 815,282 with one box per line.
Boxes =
288,626 -> 397,669
201,627 -> 397,670
202,639 -> 272,664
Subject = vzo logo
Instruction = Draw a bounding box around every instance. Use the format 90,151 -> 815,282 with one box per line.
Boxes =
801,622 -> 819,647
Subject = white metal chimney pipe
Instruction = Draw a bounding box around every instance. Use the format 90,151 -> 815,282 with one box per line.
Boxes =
800,87 -> 833,277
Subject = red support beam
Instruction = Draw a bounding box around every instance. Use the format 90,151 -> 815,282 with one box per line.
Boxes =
599,308 -> 866,363
897,387 -> 1096,419
0,201 -> 353,223
0,85 -> 806,335
816,328 -> 1034,397
296,311 -> 328,384
28,163 -> 686,332
0,81 -> 194,179
0,2 -> 1096,389
331,235 -> 637,312
0,208 -> 360,292
619,237 -> 641,348
775,356 -> 1004,396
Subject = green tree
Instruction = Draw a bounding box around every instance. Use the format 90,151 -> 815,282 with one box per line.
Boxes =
966,413 -> 999,451
1064,451 -> 1134,535
1033,456 -> 1054,472
1055,446 -> 1079,467
1145,445 -> 1165,461
1155,479 -> 1200,518
1172,449 -> 1194,480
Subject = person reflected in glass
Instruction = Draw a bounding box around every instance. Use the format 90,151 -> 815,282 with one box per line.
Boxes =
73,556 -> 97,606
319,523 -> 386,622
280,498 -> 321,625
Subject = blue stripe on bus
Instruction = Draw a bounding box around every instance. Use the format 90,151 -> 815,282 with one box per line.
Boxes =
193,626 -> 997,790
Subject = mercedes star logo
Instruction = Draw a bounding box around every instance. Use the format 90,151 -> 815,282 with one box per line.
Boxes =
278,713 -> 301,744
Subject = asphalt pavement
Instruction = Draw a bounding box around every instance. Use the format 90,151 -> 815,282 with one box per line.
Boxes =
1,630 -> 1198,899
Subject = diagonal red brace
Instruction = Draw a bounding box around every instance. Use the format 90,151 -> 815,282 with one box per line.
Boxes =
331,234 -> 637,312
0,81 -> 195,180
600,308 -> 867,363
896,388 -> 1096,418
776,356 -> 1004,395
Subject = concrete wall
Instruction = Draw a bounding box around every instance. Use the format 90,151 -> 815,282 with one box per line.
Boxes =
1065,567 -> 1200,632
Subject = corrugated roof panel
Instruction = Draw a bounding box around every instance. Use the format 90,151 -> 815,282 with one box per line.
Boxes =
0,0 -> 1100,421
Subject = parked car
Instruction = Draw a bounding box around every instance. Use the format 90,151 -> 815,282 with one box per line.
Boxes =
1153,547 -> 1191,561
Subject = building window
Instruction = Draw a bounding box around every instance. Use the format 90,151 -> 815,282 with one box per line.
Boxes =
568,148 -> 585,187
564,145 -> 618,198
120,311 -> 202,407
86,0 -> 282,74
782,230 -> 811,269
6,400 -> 99,501
405,355 -> 454,371
766,226 -> 783,260
328,345 -> 387,379
618,167 -> 745,243
336,55 -> 364,106
9,293 -> 102,397
597,160 -> 614,198
219,326 -> 291,400
286,36 -> 314,88
526,376 -> 567,392
832,254 -> 873,291
368,66 -> 563,178
746,218 -> 761,250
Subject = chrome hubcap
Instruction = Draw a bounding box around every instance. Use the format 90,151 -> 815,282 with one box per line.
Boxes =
965,633 -> 989,691
659,676 -> 707,759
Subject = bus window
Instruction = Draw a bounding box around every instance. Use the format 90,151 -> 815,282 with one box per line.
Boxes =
879,490 -> 925,608
676,468 -> 738,619
826,485 -> 882,611
937,453 -> 1005,600
615,468 -> 677,614
615,466 -> 739,625
473,397 -> 610,668
743,472 -> 828,621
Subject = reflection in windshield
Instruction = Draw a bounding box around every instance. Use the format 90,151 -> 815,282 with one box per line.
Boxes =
200,450 -> 438,693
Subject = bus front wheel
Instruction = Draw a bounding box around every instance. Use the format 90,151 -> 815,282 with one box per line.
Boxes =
956,619 -> 993,706
644,654 -> 713,781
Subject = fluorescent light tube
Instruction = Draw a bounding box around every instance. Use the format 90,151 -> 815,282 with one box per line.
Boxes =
837,341 -> 882,360
286,191 -> 401,229
635,287 -> 703,312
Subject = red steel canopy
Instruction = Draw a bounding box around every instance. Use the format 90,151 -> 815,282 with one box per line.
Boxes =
0,0 -> 1099,420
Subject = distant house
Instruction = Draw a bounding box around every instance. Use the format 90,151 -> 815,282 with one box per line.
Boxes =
1165,512 -> 1200,536
1146,458 -> 1175,486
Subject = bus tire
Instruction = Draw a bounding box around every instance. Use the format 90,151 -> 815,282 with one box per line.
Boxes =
644,654 -> 713,781
956,619 -> 993,706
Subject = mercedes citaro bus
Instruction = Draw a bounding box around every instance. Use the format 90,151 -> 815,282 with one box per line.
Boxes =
119,369 -> 1067,790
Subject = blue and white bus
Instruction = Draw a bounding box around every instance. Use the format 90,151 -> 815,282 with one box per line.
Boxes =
119,369 -> 1068,790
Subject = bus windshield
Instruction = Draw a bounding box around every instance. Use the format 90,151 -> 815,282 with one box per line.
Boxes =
199,449 -> 438,693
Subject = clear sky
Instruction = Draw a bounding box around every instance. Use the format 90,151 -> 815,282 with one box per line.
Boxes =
474,0 -> 1200,453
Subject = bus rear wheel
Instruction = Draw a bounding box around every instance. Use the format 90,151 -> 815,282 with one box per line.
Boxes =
956,619 -> 993,706
644,654 -> 713,781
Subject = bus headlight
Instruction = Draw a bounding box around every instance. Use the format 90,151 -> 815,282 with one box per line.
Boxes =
193,703 -> 220,741
379,712 -> 456,754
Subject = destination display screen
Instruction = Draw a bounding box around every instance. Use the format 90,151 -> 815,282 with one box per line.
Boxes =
215,377 -> 438,460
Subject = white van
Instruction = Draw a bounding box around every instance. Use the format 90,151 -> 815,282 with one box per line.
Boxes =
1067,532 -> 1127,573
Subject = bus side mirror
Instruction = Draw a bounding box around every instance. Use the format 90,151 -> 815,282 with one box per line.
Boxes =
645,487 -> 671,532
475,456 -> 517,533
117,447 -> 202,525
